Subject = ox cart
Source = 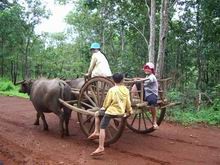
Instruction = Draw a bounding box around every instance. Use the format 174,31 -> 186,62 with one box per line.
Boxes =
59,76 -> 180,145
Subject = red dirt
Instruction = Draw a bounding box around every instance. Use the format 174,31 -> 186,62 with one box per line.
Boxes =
0,96 -> 219,165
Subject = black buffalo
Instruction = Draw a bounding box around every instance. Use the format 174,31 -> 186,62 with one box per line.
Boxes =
19,78 -> 72,137
65,77 -> 85,89
65,78 -> 85,100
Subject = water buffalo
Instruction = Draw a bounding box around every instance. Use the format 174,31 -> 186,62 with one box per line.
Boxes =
65,78 -> 85,100
65,77 -> 85,89
19,78 -> 72,137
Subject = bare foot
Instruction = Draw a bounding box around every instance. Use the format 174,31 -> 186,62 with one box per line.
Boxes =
153,124 -> 159,130
90,148 -> 104,156
88,133 -> 99,140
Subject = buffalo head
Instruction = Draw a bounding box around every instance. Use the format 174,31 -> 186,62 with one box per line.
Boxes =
19,79 -> 34,95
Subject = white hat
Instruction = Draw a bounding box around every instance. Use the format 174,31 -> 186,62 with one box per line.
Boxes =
144,62 -> 154,69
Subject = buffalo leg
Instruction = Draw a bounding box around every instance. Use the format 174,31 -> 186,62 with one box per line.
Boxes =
54,110 -> 65,138
40,113 -> 49,131
34,112 -> 40,125
63,108 -> 71,136
59,113 -> 65,138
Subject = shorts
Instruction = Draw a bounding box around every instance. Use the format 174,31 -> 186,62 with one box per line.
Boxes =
145,94 -> 158,106
98,109 -> 117,129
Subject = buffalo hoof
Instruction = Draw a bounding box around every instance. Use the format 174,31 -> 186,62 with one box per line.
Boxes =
60,133 -> 64,138
34,122 -> 39,125
65,132 -> 70,136
43,127 -> 49,131
69,133 -> 76,136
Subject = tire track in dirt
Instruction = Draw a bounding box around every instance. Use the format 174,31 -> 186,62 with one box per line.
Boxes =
0,116 -> 27,129
111,147 -> 170,165
0,134 -> 58,165
150,134 -> 220,150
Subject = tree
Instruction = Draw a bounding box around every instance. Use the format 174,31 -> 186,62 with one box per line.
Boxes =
146,0 -> 156,64
0,0 -> 49,82
156,0 -> 169,78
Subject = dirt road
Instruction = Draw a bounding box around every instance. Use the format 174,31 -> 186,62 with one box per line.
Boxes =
0,96 -> 219,165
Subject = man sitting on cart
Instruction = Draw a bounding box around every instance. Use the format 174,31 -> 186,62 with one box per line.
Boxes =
85,42 -> 112,78
88,73 -> 133,156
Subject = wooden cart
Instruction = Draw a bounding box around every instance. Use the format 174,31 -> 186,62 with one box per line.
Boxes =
59,76 -> 180,145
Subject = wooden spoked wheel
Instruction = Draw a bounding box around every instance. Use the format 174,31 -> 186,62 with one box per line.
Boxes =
77,76 -> 126,145
126,106 -> 166,134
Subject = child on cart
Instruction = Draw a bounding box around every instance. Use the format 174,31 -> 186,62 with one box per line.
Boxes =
85,42 -> 112,78
132,62 -> 159,129
88,73 -> 133,156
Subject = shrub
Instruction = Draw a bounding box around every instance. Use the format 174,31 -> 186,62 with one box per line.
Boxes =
0,78 -> 28,98
0,79 -> 15,91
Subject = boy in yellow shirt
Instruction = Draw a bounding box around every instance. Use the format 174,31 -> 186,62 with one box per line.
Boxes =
88,73 -> 132,156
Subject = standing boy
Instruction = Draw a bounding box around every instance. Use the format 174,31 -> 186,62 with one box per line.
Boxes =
88,73 -> 132,156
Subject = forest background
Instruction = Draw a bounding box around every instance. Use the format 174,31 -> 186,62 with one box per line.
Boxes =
0,0 -> 220,125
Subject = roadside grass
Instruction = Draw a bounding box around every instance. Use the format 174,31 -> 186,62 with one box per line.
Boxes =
166,106 -> 220,126
166,89 -> 220,126
0,78 -> 28,98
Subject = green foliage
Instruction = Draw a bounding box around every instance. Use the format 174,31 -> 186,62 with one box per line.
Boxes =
166,87 -> 220,126
0,78 -> 28,98
0,0 -> 50,83
167,106 -> 220,126
211,99 -> 220,112
0,78 -> 15,91
167,89 -> 182,101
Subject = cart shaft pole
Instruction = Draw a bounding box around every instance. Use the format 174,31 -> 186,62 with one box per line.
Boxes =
59,99 -> 96,116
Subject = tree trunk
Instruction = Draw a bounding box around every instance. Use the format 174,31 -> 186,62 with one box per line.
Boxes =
102,27 -> 105,51
148,0 -> 156,63
1,40 -> 4,77
156,0 -> 169,78
24,36 -> 31,79
196,0 -> 202,90
121,21 -> 125,51
10,60 -> 17,84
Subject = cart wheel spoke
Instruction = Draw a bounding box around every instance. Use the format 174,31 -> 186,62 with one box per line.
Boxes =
142,112 -> 147,130
138,113 -> 141,130
126,107 -> 166,134
99,82 -> 107,105
83,92 -> 97,107
143,111 -> 153,124
130,114 -> 138,126
80,101 -> 94,109
88,118 -> 95,133
95,81 -> 100,106
88,85 -> 98,105
82,115 -> 93,125
113,118 -> 120,127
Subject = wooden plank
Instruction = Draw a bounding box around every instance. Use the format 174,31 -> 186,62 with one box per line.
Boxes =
133,100 -> 180,109
160,102 -> 181,109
